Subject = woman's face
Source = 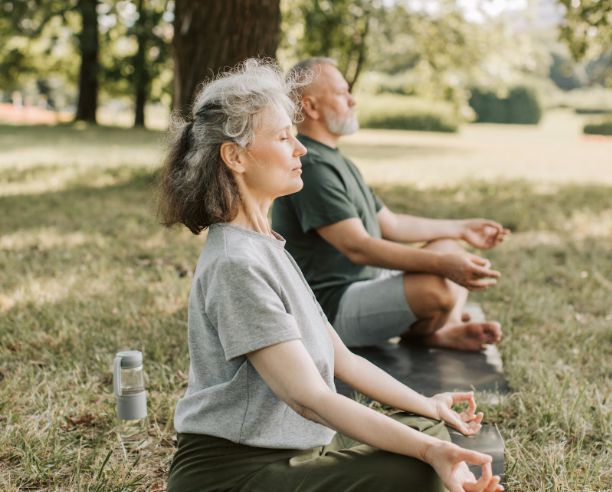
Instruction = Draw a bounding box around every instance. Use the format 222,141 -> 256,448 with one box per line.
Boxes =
240,104 -> 307,200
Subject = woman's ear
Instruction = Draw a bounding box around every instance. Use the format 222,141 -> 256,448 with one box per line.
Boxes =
220,142 -> 246,174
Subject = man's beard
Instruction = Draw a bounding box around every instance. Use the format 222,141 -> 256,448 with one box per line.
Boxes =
323,109 -> 359,136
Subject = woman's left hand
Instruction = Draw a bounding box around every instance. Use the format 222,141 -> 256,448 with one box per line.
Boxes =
430,391 -> 484,436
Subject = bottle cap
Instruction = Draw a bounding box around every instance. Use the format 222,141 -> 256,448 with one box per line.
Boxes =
116,350 -> 143,369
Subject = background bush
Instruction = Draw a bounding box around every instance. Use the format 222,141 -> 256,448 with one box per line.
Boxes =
357,94 -> 461,133
583,118 -> 612,135
469,86 -> 542,124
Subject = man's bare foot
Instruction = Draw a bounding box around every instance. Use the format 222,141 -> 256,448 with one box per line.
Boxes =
423,321 -> 502,351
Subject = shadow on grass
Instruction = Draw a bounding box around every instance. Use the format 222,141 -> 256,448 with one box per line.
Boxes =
0,123 -> 162,153
0,168 -> 159,235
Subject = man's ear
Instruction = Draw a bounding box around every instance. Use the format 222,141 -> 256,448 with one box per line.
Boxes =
220,142 -> 246,174
301,95 -> 321,120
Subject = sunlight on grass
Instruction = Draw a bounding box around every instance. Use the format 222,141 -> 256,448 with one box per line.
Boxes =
1,119 -> 610,491
0,228 -> 105,251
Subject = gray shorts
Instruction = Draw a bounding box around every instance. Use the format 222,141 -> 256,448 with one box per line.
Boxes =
333,270 -> 417,347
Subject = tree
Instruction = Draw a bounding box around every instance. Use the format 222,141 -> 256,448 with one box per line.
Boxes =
282,0 -> 380,91
129,0 -> 171,127
75,0 -> 99,122
172,0 -> 281,113
557,0 -> 611,85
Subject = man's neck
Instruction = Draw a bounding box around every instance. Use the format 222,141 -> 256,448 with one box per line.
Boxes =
296,125 -> 340,149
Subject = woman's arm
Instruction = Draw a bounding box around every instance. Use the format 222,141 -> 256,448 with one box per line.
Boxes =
248,339 -> 436,461
329,323 -> 438,417
247,339 -> 501,492
328,324 -> 483,436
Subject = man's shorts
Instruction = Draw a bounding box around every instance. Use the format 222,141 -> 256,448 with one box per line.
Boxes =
333,269 -> 417,347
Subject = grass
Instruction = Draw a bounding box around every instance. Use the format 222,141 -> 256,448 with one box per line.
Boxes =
1,115 -> 611,491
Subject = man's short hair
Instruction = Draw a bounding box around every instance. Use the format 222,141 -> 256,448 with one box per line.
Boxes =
287,57 -> 338,98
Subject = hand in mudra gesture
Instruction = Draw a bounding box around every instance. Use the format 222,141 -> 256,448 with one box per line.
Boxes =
430,391 -> 483,436
460,219 -> 510,250
427,392 -> 503,492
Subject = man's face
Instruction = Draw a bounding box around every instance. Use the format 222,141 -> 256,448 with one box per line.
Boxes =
307,64 -> 358,136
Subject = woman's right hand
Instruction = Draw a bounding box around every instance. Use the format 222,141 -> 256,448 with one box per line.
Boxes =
440,252 -> 501,290
424,441 -> 503,492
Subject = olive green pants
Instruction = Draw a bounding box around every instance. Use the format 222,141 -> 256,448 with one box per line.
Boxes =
167,412 -> 450,492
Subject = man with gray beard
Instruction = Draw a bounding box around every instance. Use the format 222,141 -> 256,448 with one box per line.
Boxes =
272,57 -> 510,351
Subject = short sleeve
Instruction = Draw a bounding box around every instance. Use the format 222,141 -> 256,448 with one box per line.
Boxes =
369,187 -> 385,212
289,159 -> 359,233
204,257 -> 301,361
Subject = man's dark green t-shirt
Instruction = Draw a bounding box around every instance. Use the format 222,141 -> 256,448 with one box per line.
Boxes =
272,134 -> 384,323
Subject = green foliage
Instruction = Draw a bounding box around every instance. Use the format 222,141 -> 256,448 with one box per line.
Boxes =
558,0 -> 612,60
281,0 -> 380,89
469,86 -> 542,125
99,0 -> 173,105
558,0 -> 612,87
583,118 -> 612,135
357,94 -> 459,132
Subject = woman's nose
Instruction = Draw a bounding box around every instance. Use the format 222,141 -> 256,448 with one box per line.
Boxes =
294,137 -> 307,157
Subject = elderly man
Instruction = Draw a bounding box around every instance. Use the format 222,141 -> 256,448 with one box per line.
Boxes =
272,57 -> 509,350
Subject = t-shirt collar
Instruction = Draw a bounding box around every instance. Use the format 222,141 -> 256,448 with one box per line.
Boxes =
297,134 -> 339,152
211,223 -> 286,249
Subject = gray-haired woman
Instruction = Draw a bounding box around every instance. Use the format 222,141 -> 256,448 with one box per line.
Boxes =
159,59 -> 503,492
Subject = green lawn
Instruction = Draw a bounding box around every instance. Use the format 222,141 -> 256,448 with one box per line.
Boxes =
1,115 -> 610,491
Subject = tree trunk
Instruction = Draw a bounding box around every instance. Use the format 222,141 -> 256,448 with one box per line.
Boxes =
133,0 -> 148,127
75,0 -> 99,123
172,0 -> 281,114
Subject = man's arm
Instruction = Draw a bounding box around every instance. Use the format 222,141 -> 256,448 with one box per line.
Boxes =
377,207 -> 509,248
377,206 -> 462,243
317,218 -> 500,290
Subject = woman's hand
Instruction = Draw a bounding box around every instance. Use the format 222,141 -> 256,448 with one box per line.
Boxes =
430,392 -> 483,436
425,441 -> 504,492
460,219 -> 510,250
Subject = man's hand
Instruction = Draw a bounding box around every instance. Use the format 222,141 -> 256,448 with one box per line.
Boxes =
460,219 -> 510,250
424,441 -> 504,492
441,252 -> 500,290
430,392 -> 483,436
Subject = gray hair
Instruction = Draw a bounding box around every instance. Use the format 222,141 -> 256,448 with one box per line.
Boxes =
287,57 -> 337,98
157,58 -> 301,234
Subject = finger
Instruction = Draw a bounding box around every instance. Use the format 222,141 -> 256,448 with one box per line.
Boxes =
480,458 -> 492,484
468,254 -> 490,267
469,264 -> 501,279
483,224 -> 502,239
459,448 -> 492,467
467,278 -> 498,289
482,323 -> 502,343
486,476 -> 502,492
484,220 -> 504,233
462,411 -> 483,427
452,394 -> 477,420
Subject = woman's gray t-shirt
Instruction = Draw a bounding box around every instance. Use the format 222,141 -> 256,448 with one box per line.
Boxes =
174,223 -> 336,449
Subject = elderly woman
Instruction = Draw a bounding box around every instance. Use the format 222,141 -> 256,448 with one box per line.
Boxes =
159,60 -> 503,492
